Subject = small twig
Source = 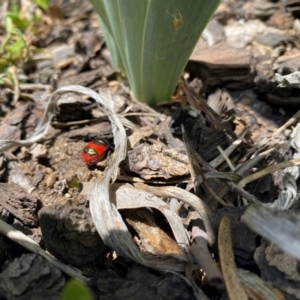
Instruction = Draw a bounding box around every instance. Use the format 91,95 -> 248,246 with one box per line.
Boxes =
209,130 -> 247,169
10,66 -> 20,104
218,217 -> 248,300
238,157 -> 300,188
217,146 -> 235,171
121,112 -> 166,118
19,83 -> 52,91
235,148 -> 274,176
190,226 -> 223,288
271,110 -> 300,139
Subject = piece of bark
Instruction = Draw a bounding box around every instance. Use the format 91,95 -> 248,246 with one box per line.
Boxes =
128,142 -> 189,179
255,239 -> 300,300
188,42 -> 254,89
0,183 -> 38,227
58,67 -> 114,88
0,103 -> 32,141
0,253 -> 64,299
38,203 -> 105,268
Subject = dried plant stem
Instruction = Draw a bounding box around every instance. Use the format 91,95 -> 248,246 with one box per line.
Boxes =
238,157 -> 300,188
0,219 -> 89,283
217,146 -> 235,171
271,110 -> 300,139
202,179 -> 233,207
190,227 -> 223,288
209,130 -> 247,169
218,216 -> 248,300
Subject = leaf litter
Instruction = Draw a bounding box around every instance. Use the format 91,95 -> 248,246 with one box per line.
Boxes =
1,0 -> 300,299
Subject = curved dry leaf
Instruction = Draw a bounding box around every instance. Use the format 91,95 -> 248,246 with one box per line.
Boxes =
113,183 -> 189,248
265,173 -> 297,210
135,183 -> 216,246
218,217 -> 248,300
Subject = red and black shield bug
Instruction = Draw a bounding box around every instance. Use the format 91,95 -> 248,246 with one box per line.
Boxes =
81,138 -> 111,166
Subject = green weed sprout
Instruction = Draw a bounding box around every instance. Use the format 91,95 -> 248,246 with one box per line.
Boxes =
0,0 -> 49,82
61,279 -> 93,300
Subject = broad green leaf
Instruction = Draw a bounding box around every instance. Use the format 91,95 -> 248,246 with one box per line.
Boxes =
61,279 -> 93,300
89,0 -> 220,105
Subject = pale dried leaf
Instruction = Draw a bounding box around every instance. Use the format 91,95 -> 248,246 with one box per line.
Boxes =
264,173 -> 297,210
113,184 -> 189,249
275,71 -> 300,88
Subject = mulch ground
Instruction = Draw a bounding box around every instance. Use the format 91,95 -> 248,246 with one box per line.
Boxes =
1,0 -> 300,299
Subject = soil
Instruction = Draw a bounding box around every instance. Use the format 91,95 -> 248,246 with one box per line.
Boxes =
1,0 -> 300,299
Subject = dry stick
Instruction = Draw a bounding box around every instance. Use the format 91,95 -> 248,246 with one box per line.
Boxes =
0,219 -> 89,283
271,110 -> 300,139
210,130 -> 247,169
217,146 -> 235,171
238,157 -> 300,188
218,216 -> 248,300
234,148 -> 274,176
190,226 -> 223,288
134,182 -> 216,247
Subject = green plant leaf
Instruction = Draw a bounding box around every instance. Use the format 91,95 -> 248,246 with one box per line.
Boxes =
9,38 -> 25,57
61,279 -> 93,300
6,8 -> 29,31
34,0 -> 49,10
89,0 -> 220,105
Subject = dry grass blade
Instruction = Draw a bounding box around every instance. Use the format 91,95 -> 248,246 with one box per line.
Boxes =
135,183 -> 216,246
270,110 -> 300,139
218,216 -> 248,300
238,157 -> 300,188
209,129 -> 247,169
238,269 -> 281,300
241,205 -> 300,261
